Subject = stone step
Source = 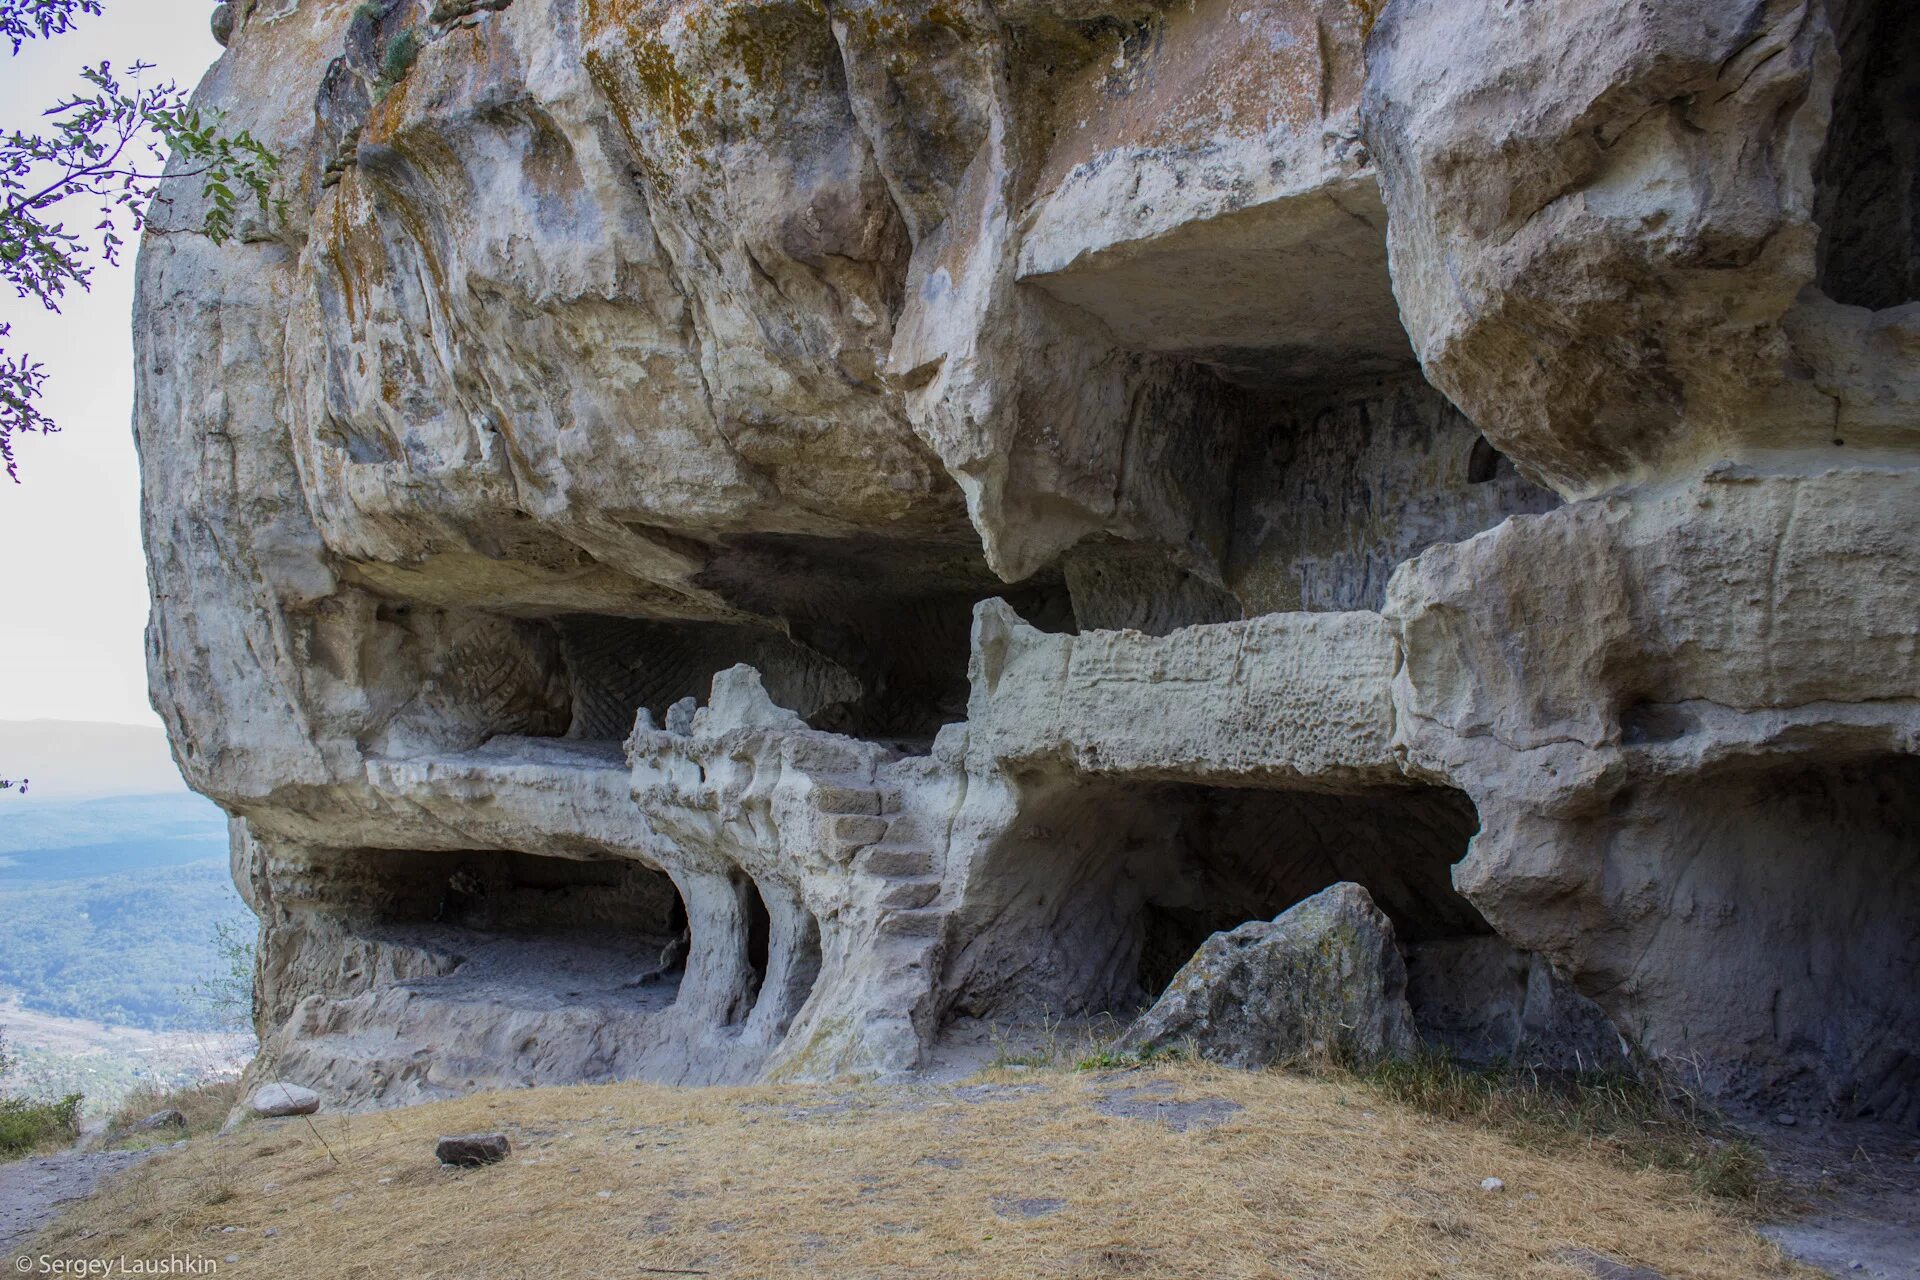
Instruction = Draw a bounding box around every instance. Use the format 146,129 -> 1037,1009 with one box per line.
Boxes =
876,878 -> 940,910
857,844 -> 935,878
828,814 -> 890,846
812,784 -> 880,816
876,906 -> 946,941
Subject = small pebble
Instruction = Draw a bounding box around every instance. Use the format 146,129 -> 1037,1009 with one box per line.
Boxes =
1481,1177 -> 1505,1193
223,1256 -> 239,1265
1775,1113 -> 1797,1126
262,1229 -> 278,1238
596,1190 -> 613,1199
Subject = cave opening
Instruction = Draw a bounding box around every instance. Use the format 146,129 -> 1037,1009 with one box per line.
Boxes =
1222,376 -> 1561,614
722,869 -> 826,1036
548,537 -> 1077,753
299,846 -> 693,1011
1465,435 -> 1505,484
937,776 -> 1634,1070
742,873 -> 771,1017
1815,0 -> 1920,309
554,613 -> 864,741
943,778 -> 1490,1026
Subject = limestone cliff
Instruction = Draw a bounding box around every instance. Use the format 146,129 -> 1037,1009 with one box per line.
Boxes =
136,0 -> 1920,1124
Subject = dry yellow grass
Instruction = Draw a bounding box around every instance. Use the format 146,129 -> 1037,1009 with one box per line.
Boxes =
30,1064 -> 1812,1279
106,1077 -> 245,1145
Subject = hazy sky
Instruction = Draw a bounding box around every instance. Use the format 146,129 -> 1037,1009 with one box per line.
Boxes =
0,0 -> 221,726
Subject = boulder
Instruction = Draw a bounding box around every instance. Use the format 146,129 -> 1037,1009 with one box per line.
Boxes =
248,1083 -> 321,1118
131,1108 -> 188,1133
1118,883 -> 1418,1069
435,1133 -> 511,1167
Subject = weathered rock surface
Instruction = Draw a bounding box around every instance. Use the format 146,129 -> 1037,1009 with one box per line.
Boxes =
1117,883 -> 1419,1069
1405,937 -> 1627,1074
133,0 -> 1917,1128
248,1083 -> 321,1118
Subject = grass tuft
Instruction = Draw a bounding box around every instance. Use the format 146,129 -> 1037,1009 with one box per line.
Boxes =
984,1013 -> 1148,1072
1074,1048 -> 1136,1072
1074,1042 -> 1192,1073
105,1076 -> 243,1148
379,29 -> 423,88
1354,1050 -> 1772,1204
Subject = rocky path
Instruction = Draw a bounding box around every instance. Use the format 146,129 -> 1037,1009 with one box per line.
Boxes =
1757,1118 -> 1920,1280
1765,1189 -> 1920,1280
1,1147 -> 159,1263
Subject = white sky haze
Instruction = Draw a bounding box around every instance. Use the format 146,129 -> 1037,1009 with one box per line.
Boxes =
0,0 -> 221,726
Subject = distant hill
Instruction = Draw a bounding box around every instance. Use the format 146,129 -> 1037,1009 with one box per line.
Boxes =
0,859 -> 249,1030
0,792 -> 229,876
0,719 -> 188,800
0,723 -> 242,1034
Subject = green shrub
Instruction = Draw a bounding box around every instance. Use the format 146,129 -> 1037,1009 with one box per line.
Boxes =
1,1026 -> 86,1159
0,1092 -> 83,1158
186,917 -> 257,1033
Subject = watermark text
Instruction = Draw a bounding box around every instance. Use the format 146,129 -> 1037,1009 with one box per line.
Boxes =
14,1257 -> 222,1276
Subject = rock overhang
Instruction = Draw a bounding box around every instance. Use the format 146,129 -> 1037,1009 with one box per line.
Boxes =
137,0 -> 1920,1126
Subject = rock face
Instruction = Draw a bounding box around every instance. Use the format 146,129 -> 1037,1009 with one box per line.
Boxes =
1117,883 -> 1419,1069
1404,937 -> 1625,1075
134,0 -> 1918,1126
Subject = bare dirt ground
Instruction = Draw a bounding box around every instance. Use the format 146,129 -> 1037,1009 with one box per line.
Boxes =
16,1064 -> 1827,1280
